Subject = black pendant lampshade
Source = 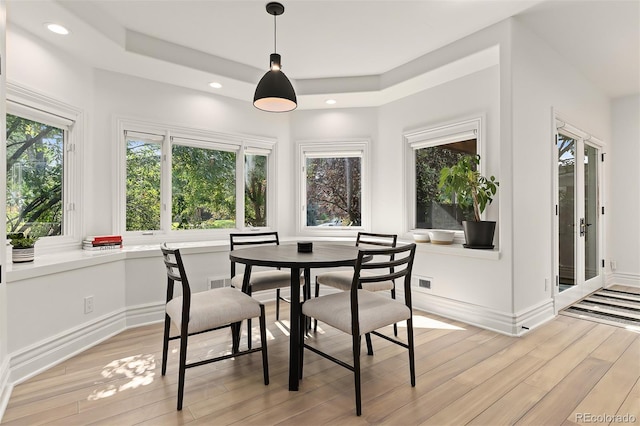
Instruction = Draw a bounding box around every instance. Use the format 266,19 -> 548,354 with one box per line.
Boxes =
253,2 -> 297,112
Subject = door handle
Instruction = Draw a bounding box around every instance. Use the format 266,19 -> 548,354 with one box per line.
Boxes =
579,218 -> 586,236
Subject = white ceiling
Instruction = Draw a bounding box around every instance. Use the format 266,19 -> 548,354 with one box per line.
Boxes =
6,0 -> 639,109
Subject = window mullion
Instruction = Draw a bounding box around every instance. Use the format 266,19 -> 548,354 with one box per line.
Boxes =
162,132 -> 172,233
236,145 -> 245,230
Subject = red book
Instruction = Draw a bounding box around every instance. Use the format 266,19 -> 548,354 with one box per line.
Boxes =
92,235 -> 122,243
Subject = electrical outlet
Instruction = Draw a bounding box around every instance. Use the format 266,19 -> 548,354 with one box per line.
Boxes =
84,296 -> 94,314
610,260 -> 617,271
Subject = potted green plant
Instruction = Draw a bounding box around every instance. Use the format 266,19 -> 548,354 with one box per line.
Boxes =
438,154 -> 499,248
8,232 -> 39,263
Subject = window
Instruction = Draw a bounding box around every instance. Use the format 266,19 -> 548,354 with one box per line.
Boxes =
6,83 -> 82,247
125,134 -> 162,232
6,113 -> 65,236
405,117 -> 482,232
118,119 -> 274,238
244,151 -> 268,228
171,142 -> 236,230
299,141 -> 369,232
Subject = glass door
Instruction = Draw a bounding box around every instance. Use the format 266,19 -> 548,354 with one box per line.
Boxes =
557,133 -> 576,292
583,143 -> 600,285
555,127 -> 603,310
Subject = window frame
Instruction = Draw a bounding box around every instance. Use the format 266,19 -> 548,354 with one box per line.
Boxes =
115,117 -> 276,243
404,116 -> 484,240
297,139 -> 370,236
6,81 -> 84,251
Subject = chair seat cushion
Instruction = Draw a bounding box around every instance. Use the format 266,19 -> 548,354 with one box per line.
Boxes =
231,270 -> 304,291
317,270 -> 394,292
166,287 -> 262,334
302,290 -> 411,335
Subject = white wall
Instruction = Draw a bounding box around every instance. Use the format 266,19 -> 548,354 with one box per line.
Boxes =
290,106 -> 378,235
3,25 -> 99,382
0,1 -> 9,417
378,66 -> 512,313
510,19 -> 611,312
6,26 -> 93,110
610,95 -> 640,286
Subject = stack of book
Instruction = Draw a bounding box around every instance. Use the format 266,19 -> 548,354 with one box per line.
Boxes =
83,235 -> 123,251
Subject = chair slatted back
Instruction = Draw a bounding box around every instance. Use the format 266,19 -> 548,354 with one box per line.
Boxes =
350,244 -> 417,334
356,232 -> 398,285
161,243 -> 192,325
229,232 -> 281,278
356,232 -> 397,249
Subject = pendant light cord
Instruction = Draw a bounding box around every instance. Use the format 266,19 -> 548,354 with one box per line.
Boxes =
273,13 -> 277,53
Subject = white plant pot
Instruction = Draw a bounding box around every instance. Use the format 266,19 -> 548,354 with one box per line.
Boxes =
12,247 -> 35,263
412,232 -> 430,243
427,230 -> 455,245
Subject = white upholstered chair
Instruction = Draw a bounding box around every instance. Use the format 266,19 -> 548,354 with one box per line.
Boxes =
314,232 -> 398,339
230,232 -> 305,348
161,244 -> 269,410
300,243 -> 417,416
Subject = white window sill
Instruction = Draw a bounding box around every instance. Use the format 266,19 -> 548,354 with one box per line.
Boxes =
6,241 -> 235,282
400,239 -> 500,260
7,236 -> 499,283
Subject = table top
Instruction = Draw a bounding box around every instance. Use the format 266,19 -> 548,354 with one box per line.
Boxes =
229,243 -> 362,269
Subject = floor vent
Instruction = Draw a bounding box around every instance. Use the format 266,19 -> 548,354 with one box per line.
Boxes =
209,277 -> 230,289
413,276 -> 433,292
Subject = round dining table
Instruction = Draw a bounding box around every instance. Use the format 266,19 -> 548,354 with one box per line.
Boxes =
229,242 -> 364,391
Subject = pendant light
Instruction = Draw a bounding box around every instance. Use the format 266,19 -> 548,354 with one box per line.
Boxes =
253,2 -> 297,112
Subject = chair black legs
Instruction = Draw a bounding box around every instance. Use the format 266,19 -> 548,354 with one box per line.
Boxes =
177,324 -> 189,410
353,334 -> 362,416
168,307 -> 269,411
231,321 -> 241,353
313,278 -> 320,331
259,304 -> 270,386
299,312 -> 306,380
407,316 -> 416,387
161,314 -> 171,376
365,333 -> 374,356
391,288 -> 398,336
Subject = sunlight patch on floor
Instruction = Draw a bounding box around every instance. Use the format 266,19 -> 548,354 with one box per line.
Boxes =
625,324 -> 640,334
87,354 -> 155,401
308,315 -> 464,332
275,320 -> 291,337
397,315 -> 466,330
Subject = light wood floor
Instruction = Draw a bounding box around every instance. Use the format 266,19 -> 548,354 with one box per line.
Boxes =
3,289 -> 639,425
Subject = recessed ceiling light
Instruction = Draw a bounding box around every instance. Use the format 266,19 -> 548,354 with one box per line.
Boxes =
45,23 -> 70,35
209,82 -> 222,89
325,99 -> 337,105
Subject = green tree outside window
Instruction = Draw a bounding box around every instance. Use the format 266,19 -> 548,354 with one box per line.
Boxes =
6,114 -> 63,237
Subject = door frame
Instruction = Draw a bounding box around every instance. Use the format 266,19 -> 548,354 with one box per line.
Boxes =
552,112 -> 606,312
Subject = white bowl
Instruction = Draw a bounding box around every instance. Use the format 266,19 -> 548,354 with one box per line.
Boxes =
428,230 -> 455,245
412,233 -> 430,243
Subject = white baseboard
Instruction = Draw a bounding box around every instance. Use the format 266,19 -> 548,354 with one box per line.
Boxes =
0,358 -> 12,423
9,310 -> 127,386
607,272 -> 640,288
7,302 -> 171,388
410,292 -> 555,336
125,302 -> 166,328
